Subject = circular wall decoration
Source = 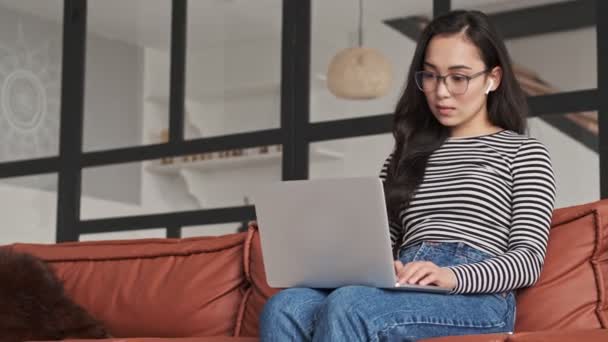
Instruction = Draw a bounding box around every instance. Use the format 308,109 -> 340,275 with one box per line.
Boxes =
2,69 -> 47,132
0,22 -> 60,162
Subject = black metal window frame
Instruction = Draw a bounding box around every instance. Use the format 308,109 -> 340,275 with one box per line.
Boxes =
0,0 -> 604,242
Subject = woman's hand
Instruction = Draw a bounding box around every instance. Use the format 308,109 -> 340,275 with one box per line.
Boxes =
394,260 -> 457,290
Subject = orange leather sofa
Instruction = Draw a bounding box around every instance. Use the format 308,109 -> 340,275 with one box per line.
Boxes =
8,199 -> 608,341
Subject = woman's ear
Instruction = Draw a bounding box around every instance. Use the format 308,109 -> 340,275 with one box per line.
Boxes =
488,66 -> 502,92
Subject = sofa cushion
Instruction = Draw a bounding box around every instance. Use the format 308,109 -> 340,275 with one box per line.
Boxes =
11,233 -> 248,338
515,199 -> 608,331
32,338 -> 258,342
234,223 -> 281,337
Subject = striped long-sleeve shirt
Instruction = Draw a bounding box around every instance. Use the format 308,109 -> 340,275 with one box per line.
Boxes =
380,129 -> 556,294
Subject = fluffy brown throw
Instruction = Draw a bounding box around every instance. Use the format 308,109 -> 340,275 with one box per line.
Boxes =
0,248 -> 110,341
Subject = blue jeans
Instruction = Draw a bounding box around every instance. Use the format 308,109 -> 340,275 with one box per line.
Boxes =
259,241 -> 516,341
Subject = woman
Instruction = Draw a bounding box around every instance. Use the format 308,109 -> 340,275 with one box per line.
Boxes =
260,10 -> 556,341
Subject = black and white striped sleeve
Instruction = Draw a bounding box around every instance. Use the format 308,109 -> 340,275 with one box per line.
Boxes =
379,153 -> 403,249
447,138 -> 556,294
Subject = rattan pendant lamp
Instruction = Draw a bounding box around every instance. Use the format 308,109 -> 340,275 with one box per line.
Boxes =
326,0 -> 393,99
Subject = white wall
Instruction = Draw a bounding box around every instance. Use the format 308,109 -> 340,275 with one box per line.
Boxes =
0,178 -> 162,245
0,4 -> 147,244
1,2 -> 601,244
133,44 -> 283,236
529,118 -> 599,208
0,3 -> 143,204
506,27 -> 599,207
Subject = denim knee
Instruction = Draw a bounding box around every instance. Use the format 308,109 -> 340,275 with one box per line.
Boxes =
323,286 -> 378,318
260,288 -> 328,340
261,288 -> 306,321
314,286 -> 377,341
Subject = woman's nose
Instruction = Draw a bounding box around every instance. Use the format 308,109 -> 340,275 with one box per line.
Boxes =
436,78 -> 451,97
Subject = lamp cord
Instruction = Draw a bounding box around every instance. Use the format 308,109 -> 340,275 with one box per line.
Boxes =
358,0 -> 363,46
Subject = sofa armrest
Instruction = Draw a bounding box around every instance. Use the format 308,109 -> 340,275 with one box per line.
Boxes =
420,329 -> 608,342
420,333 -> 509,341
508,329 -> 608,341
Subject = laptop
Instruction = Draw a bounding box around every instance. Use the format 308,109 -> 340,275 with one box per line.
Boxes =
251,176 -> 450,294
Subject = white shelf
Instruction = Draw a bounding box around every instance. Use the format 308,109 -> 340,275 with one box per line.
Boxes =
145,147 -> 343,175
145,82 -> 280,104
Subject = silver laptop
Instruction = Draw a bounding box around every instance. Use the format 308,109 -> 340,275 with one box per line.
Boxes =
251,176 -> 450,294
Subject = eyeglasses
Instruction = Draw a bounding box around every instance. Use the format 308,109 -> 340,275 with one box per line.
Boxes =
414,69 -> 489,95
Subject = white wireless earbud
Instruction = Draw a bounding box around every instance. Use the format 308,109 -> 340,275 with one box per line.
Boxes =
485,80 -> 494,95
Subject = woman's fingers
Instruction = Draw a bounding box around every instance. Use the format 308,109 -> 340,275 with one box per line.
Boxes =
394,260 -> 404,275
397,261 -> 438,285
397,262 -> 419,283
406,265 -> 436,284
417,272 -> 439,286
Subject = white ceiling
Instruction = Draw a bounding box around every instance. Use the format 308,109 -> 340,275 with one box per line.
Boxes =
0,0 -> 569,50
0,0 -> 282,50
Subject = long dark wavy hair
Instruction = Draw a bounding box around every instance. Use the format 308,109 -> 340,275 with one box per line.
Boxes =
384,10 -> 528,247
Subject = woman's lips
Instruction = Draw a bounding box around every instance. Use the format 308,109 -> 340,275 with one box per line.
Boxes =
437,105 -> 455,115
